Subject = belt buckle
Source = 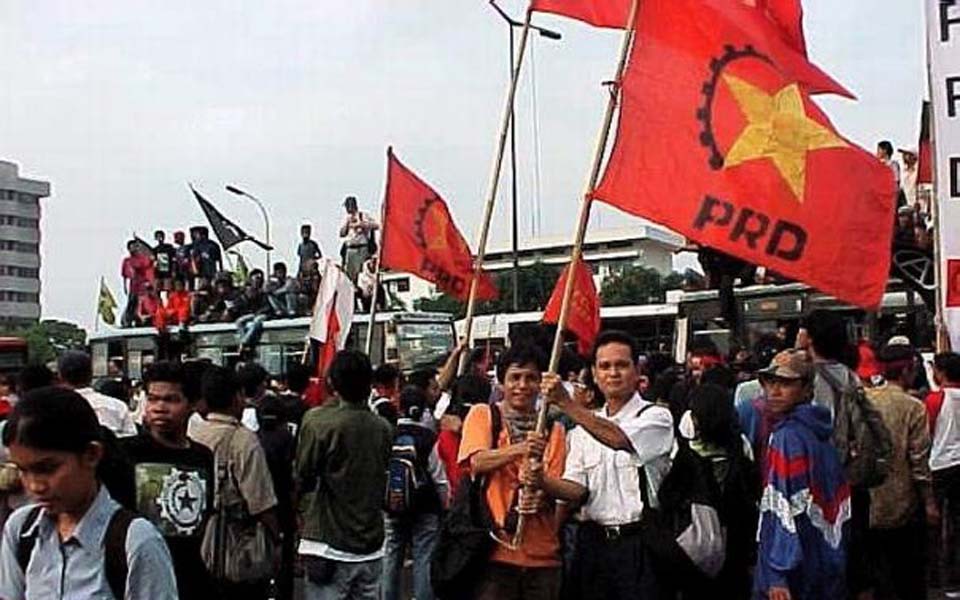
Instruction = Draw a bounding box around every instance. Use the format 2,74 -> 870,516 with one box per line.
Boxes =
604,525 -> 621,540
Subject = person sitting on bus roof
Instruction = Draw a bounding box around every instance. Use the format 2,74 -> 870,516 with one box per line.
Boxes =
267,262 -> 299,318
298,259 -> 321,315
136,281 -> 162,328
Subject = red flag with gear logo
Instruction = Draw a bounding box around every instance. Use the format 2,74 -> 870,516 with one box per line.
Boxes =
531,0 -> 808,56
380,148 -> 498,302
591,0 -> 895,309
543,258 -> 601,356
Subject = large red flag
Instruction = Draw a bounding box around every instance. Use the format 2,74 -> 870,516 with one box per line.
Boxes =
530,0 -> 808,56
543,258 -> 601,356
381,148 -> 498,301
592,0 -> 895,309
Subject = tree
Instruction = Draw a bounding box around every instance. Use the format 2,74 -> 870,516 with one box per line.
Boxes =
10,319 -> 88,365
413,261 -> 563,319
600,265 -> 685,306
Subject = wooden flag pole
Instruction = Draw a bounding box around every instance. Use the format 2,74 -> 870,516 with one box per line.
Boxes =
511,0 -> 641,550
459,7 -> 535,375
365,150 -> 392,358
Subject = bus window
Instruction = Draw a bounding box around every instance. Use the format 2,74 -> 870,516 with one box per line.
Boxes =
397,322 -> 455,370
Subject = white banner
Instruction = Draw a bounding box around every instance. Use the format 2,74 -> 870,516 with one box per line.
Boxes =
928,0 -> 960,351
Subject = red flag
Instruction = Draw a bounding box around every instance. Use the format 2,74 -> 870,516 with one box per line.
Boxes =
592,0 -> 895,309
381,148 -> 498,301
918,101 -> 933,185
530,0 -> 808,55
543,258 -> 601,356
311,295 -> 342,405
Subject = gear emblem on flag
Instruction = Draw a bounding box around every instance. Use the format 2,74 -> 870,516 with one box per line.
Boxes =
696,45 -> 848,204
414,196 -> 474,273
697,45 -> 770,170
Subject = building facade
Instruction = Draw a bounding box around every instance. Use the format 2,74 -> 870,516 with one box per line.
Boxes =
382,224 -> 685,309
0,161 -> 50,330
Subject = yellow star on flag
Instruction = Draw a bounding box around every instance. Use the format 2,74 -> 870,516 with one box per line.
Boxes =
721,74 -> 848,202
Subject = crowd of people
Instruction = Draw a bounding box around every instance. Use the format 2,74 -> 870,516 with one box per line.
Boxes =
0,311 -> 958,600
120,195 -> 382,331
877,140 -> 935,254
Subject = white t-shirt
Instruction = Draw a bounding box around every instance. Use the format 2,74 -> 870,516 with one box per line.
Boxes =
931,388 -> 960,472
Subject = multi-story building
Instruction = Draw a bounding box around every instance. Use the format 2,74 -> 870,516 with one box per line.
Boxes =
382,223 -> 685,308
0,161 -> 50,330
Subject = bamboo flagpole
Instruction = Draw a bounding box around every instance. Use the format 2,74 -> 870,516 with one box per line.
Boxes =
458,6 -> 536,375
365,149 -> 392,357
510,0 -> 642,550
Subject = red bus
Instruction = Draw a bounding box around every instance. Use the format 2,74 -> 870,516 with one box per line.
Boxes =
0,337 -> 28,375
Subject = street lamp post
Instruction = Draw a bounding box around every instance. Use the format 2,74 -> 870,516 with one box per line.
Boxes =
225,185 -> 272,274
489,1 -> 561,313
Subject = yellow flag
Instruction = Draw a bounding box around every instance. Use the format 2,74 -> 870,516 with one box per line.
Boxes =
98,277 -> 118,325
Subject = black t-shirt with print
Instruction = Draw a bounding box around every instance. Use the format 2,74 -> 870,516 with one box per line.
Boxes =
153,242 -> 176,276
121,433 -> 215,599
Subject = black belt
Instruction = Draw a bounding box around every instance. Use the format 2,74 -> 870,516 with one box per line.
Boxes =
584,520 -> 643,541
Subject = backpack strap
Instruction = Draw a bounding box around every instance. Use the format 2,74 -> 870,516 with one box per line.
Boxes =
633,402 -> 659,507
489,403 -> 502,451
15,506 -> 44,575
104,508 -> 137,600
17,504 -> 135,600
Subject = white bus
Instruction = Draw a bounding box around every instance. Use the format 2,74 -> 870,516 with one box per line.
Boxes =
456,303 -> 679,355
89,311 -> 457,380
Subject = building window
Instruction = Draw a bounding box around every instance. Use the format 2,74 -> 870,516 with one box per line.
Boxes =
0,240 -> 39,253
0,291 -> 39,303
0,265 -> 39,278
0,215 -> 38,228
17,193 -> 36,205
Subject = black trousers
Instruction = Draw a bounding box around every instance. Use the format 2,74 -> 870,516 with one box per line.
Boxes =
931,465 -> 960,590
567,523 -> 665,600
847,486 -> 871,596
867,510 -> 927,600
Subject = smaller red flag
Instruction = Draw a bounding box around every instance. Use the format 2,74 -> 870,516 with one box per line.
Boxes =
310,296 -> 342,406
918,101 -> 933,185
380,149 -> 498,302
543,258 -> 601,356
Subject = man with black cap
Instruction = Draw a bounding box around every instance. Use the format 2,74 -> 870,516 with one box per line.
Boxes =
338,196 -> 378,282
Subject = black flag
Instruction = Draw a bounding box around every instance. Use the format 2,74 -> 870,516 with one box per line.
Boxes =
190,186 -> 272,251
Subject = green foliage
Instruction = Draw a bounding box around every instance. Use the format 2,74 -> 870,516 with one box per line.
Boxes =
6,319 -> 88,365
413,261 -> 563,318
600,265 -> 685,306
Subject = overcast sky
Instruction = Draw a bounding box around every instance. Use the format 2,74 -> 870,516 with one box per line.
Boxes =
0,0 -> 926,331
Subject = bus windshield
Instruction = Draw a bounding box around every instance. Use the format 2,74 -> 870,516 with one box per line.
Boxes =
397,321 -> 456,371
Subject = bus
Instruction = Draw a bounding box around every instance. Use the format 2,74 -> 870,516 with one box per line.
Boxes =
672,280 -> 933,361
457,303 -> 679,356
0,337 -> 28,375
88,311 -> 457,380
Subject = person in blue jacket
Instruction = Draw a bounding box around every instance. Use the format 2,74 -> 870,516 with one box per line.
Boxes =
754,349 -> 851,600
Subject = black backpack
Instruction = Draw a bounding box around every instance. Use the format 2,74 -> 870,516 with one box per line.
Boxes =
431,404 -> 502,599
17,505 -> 137,599
639,437 -> 726,580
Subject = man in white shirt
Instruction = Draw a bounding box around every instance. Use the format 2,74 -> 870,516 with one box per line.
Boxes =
338,196 -> 379,282
877,140 -> 901,189
542,330 -> 674,600
57,351 -> 137,437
